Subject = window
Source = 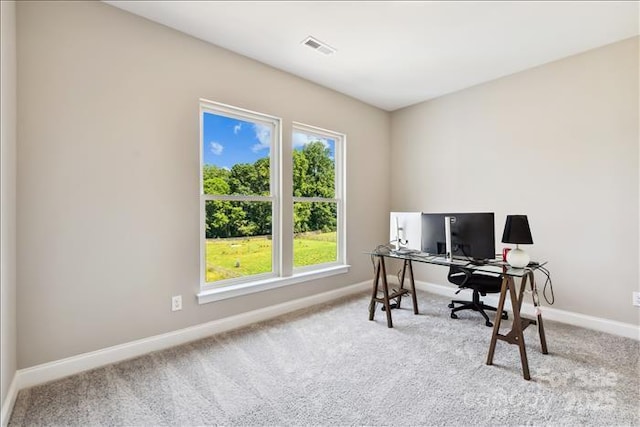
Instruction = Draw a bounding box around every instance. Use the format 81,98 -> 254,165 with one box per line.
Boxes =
199,100 -> 347,302
292,123 -> 345,270
200,101 -> 280,288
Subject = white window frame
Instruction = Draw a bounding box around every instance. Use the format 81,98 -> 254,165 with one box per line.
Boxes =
197,100 -> 349,304
199,99 -> 281,292
292,122 -> 347,272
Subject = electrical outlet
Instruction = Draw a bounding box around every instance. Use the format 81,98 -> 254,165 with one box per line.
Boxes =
171,295 -> 182,311
633,292 -> 640,307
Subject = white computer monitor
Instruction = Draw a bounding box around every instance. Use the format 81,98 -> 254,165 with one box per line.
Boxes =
389,212 -> 422,251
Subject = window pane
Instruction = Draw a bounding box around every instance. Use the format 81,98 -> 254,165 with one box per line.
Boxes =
293,201 -> 337,268
205,200 -> 272,283
202,111 -> 271,196
292,131 -> 335,198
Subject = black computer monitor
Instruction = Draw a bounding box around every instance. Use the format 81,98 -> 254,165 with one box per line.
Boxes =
450,212 -> 496,261
421,212 -> 449,255
421,212 -> 496,261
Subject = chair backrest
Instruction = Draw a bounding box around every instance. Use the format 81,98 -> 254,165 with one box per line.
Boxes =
447,266 -> 469,287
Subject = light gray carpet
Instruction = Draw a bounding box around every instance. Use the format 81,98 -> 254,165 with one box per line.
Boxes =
9,290 -> 640,426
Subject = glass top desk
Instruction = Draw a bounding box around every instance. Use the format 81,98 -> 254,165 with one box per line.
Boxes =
366,249 -> 549,380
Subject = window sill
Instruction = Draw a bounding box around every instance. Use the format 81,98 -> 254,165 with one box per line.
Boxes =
197,264 -> 351,304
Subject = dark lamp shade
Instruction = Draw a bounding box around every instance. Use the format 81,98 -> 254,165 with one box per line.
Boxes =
501,215 -> 533,244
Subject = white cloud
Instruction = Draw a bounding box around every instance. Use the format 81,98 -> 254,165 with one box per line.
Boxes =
251,123 -> 271,153
210,141 -> 223,155
292,132 -> 330,150
233,123 -> 242,134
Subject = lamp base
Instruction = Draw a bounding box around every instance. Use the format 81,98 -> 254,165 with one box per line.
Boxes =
506,247 -> 530,268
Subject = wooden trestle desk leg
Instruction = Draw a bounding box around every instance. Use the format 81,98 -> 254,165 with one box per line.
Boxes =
395,259 -> 419,314
486,276 -> 508,366
486,275 -> 531,381
396,259 -> 408,309
368,255 -> 393,327
408,260 -> 419,314
368,255 -> 418,328
509,276 -> 530,380
368,257 -> 381,322
516,272 -> 548,354
525,271 -> 548,354
379,257 -> 393,328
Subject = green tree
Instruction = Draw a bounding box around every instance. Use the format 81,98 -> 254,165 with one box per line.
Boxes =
226,159 -> 271,235
204,141 -> 336,239
203,165 -> 231,194
228,158 -> 270,196
293,141 -> 336,232
203,165 -> 233,238
293,149 -> 310,197
293,202 -> 312,233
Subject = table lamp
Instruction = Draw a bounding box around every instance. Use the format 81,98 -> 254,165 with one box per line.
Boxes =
501,215 -> 533,268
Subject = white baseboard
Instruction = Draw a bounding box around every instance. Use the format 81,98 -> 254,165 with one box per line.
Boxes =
412,279 -> 640,341
13,281 -> 370,393
1,374 -> 18,427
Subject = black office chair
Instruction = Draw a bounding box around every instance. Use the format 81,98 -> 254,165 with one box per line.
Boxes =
447,266 -> 508,327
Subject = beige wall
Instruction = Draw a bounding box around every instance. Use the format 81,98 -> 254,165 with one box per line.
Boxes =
16,1 -> 391,368
1,0 -> 18,413
391,37 -> 639,326
13,0 -> 638,373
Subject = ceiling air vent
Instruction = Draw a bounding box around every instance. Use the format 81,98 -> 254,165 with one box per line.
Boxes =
302,36 -> 336,56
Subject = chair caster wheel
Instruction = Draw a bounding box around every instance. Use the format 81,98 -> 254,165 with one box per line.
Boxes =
450,312 -> 458,319
501,312 -> 508,320
448,303 -> 454,309
485,321 -> 493,327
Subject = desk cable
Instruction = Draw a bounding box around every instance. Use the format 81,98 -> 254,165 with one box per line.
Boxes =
370,244 -> 392,272
528,274 -> 542,316
535,265 -> 555,305
525,266 -> 554,337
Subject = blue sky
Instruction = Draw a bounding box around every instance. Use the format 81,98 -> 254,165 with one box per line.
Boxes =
202,112 -> 270,168
202,112 -> 335,169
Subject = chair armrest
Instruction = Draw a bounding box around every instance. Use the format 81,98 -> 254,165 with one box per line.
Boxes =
448,266 -> 473,287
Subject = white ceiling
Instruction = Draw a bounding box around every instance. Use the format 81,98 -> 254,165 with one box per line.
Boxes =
105,1 -> 639,111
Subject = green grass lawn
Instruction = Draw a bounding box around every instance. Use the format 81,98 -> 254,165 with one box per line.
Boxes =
205,232 -> 337,283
